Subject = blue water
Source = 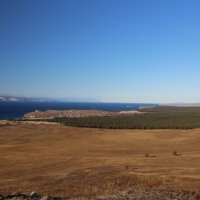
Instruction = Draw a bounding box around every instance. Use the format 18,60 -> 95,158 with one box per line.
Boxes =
0,102 -> 158,120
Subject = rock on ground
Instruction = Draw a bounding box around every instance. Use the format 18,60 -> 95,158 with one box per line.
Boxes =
1,189 -> 200,200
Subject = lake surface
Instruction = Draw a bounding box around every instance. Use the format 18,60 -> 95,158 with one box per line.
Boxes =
0,102 -> 158,120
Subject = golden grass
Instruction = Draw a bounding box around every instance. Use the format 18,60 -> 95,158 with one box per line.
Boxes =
0,124 -> 200,197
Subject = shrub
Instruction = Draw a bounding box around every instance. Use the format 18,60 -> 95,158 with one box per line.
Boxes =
145,153 -> 149,157
173,150 -> 178,156
125,165 -> 129,170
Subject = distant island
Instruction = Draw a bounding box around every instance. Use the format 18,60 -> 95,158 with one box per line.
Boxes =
0,95 -> 100,102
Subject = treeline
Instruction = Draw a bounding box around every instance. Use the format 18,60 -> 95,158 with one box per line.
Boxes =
50,107 -> 200,129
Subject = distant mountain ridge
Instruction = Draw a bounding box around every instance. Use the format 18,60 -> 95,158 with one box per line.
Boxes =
0,96 -> 100,102
0,96 -> 56,102
162,103 -> 200,107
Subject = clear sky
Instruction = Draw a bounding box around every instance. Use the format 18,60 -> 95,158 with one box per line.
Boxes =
1,0 -> 200,103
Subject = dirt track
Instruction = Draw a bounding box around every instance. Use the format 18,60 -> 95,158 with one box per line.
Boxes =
1,125 -> 200,198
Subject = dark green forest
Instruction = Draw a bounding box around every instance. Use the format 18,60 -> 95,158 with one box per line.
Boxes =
50,107 -> 200,129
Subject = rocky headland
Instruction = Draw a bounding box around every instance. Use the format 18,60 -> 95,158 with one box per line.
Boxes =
23,110 -> 144,120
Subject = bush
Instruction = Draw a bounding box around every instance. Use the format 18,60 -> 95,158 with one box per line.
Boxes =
145,153 -> 149,157
125,165 -> 129,170
173,150 -> 178,156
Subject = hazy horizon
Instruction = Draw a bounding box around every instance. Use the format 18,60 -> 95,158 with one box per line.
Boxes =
1,0 -> 200,103
2,94 -> 200,104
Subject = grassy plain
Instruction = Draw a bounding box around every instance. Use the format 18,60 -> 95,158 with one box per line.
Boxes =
1,124 -> 200,197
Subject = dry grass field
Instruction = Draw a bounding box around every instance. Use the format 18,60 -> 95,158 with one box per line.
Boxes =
1,124 -> 200,198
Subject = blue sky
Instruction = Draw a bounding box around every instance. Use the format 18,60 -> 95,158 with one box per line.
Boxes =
1,0 -> 200,103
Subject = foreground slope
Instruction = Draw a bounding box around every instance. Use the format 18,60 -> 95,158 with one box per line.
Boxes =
1,125 -> 200,198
